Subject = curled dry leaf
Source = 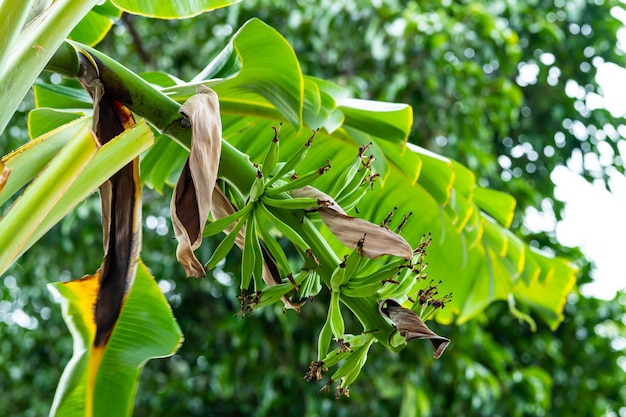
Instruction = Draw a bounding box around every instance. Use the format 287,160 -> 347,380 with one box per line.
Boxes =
212,187 -> 304,311
379,299 -> 450,359
292,186 -> 412,259
171,85 -> 222,277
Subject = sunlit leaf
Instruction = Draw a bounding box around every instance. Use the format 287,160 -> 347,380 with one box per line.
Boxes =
166,18 -> 304,128
474,186 -> 516,228
111,0 -> 240,19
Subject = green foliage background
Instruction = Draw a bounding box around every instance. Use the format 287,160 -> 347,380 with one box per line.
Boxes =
1,0 -> 625,416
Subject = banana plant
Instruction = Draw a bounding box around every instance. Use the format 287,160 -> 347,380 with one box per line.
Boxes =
0,1 -> 576,414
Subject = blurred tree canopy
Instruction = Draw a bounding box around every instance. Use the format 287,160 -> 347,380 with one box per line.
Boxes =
1,0 -> 625,416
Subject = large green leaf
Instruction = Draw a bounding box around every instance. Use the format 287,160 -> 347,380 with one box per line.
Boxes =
278,127 -> 575,328
0,117 -> 92,206
168,18 -> 305,127
111,0 -> 240,18
0,0 -> 100,134
216,102 -> 573,330
49,261 -> 182,417
0,120 -> 154,275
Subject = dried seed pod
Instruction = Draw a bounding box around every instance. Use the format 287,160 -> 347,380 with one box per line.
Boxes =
171,85 -> 221,277
379,298 -> 450,359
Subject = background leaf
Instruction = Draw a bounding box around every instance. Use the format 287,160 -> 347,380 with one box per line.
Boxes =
69,1 -> 122,46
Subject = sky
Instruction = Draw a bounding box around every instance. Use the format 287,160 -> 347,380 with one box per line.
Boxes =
517,13 -> 626,300
552,164 -> 626,299
545,60 -> 626,300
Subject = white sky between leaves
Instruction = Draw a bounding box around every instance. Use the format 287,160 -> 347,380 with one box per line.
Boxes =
521,9 -> 626,300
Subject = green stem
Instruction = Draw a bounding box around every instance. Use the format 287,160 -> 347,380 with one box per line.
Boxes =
72,42 -> 184,140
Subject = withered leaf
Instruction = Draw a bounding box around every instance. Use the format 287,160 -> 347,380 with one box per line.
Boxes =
292,186 -> 412,259
379,299 -> 450,359
77,52 -> 142,347
171,85 -> 222,277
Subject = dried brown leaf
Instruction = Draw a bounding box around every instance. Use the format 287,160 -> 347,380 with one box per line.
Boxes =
77,53 -> 142,346
171,85 -> 222,277
292,186 -> 412,259
379,299 -> 450,358
319,208 -> 412,259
